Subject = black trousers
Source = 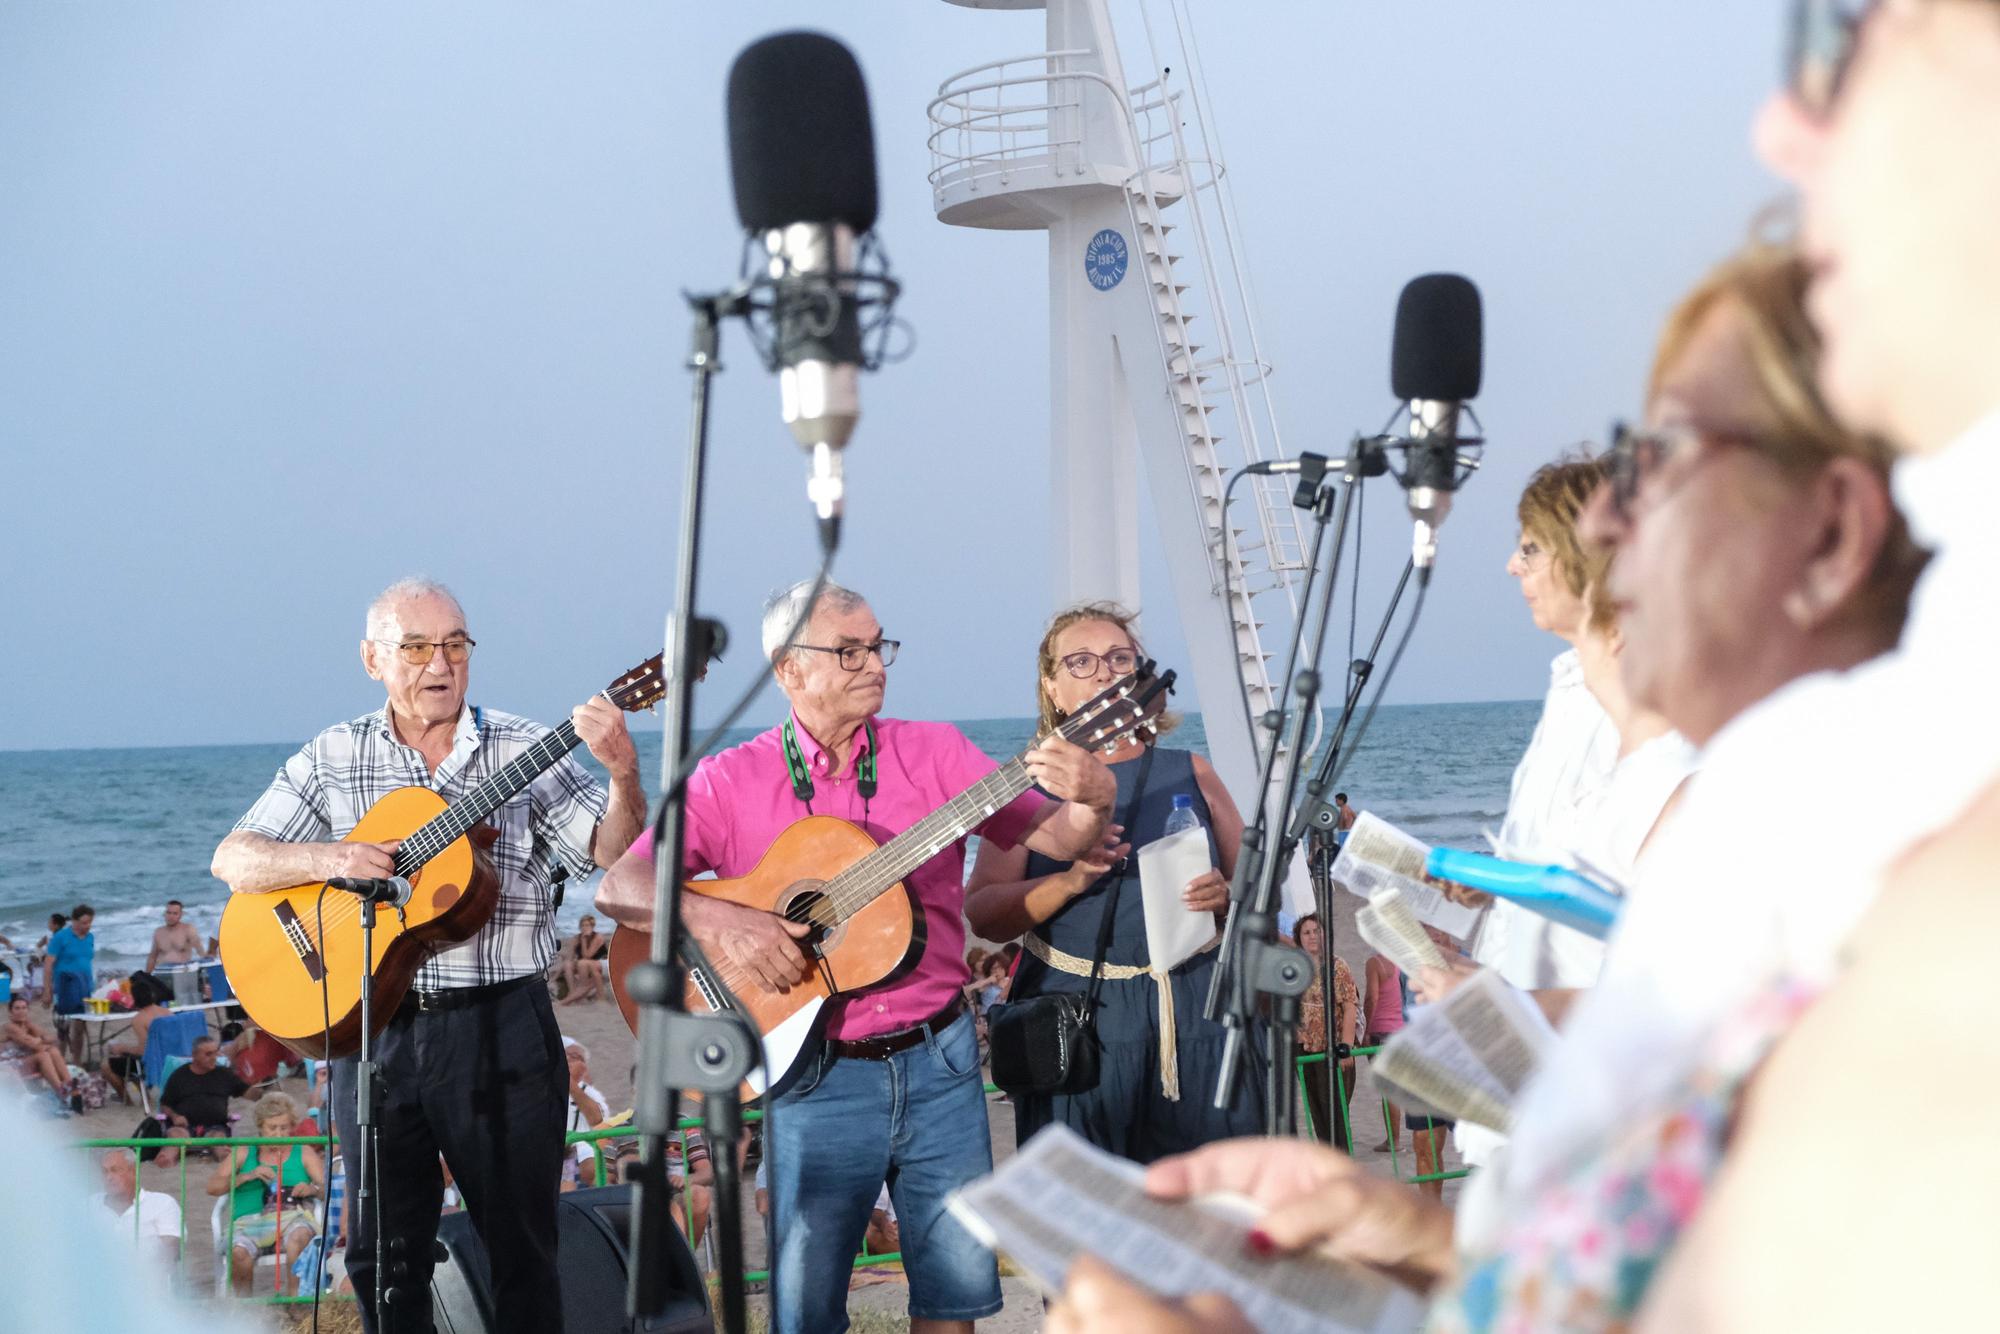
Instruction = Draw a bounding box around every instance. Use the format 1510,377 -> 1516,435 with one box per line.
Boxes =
332,980 -> 567,1334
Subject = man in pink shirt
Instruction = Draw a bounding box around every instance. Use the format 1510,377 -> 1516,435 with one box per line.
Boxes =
599,580 -> 1115,1334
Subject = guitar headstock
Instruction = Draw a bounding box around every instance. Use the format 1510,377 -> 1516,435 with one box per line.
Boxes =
604,653 -> 667,713
1050,659 -> 1177,755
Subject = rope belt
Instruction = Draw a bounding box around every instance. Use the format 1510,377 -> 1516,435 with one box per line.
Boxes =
1022,931 -> 1219,1102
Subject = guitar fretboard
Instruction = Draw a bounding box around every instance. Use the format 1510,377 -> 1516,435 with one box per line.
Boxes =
810,757 -> 1035,925
803,684 -> 1152,928
391,721 -> 583,874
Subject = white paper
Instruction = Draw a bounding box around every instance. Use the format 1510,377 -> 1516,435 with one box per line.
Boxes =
1332,812 -> 1482,939
1354,891 -> 1446,975
949,1125 -> 1424,1334
1137,826 -> 1221,973
1372,968 -> 1555,1132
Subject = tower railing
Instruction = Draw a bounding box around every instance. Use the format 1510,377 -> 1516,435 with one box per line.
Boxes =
927,33 -> 1316,742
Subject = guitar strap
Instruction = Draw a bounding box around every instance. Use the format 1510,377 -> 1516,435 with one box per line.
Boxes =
782,717 -> 878,816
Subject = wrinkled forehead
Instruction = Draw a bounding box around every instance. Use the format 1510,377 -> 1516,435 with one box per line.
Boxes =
379,594 -> 469,642
808,600 -> 881,644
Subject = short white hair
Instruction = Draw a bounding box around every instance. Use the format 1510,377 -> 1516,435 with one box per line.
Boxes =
761,579 -> 868,663
366,577 -> 464,641
100,1148 -> 138,1172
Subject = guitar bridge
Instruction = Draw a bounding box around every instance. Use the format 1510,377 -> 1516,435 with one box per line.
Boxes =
689,963 -> 729,1013
273,901 -> 327,983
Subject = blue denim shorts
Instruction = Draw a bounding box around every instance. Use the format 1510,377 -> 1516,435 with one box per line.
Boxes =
765,1009 -> 1000,1331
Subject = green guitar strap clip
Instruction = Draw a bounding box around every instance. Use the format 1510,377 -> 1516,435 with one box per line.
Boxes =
782,717 -> 878,812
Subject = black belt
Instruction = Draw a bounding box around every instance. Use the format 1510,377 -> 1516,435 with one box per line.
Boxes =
401,972 -> 540,1015
824,994 -> 965,1061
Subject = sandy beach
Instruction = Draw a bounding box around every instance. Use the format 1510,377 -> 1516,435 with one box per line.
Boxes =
55,880 -> 1451,1331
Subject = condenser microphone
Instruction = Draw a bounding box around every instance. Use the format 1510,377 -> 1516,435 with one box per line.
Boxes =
1390,274 -> 1483,575
726,32 -> 881,530
325,876 -> 414,907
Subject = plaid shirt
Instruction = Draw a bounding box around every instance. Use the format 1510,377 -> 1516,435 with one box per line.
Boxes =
233,703 -> 607,989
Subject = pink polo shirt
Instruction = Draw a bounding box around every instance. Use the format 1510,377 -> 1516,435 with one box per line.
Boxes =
631,711 -> 1045,1040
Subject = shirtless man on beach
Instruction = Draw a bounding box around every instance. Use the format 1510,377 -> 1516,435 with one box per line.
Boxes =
145,900 -> 202,973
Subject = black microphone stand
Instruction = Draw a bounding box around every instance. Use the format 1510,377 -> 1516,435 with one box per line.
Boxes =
625,288 -> 767,1334
1292,555 -> 1417,1108
1205,439 -> 1389,1130
350,894 -> 394,1332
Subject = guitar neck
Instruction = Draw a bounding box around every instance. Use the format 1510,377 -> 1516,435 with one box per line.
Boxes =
818,755 -> 1035,924
390,720 -> 583,875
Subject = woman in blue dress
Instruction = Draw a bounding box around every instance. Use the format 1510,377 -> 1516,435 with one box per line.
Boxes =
966,603 -> 1265,1162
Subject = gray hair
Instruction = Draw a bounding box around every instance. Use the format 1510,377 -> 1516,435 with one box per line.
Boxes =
761,579 -> 868,664
100,1148 -> 138,1172
365,577 -> 465,641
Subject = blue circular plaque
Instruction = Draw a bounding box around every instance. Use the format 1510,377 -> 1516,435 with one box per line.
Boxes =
1084,228 -> 1129,291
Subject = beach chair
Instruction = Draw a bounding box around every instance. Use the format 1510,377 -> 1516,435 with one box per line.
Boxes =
139,1010 -> 208,1115
210,1194 -> 282,1296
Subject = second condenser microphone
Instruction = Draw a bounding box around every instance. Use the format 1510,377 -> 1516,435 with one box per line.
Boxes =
726,31 -> 881,526
1390,274 -> 1483,573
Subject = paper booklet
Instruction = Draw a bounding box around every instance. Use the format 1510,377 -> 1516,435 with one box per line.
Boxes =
1331,812 -> 1483,940
949,1125 -> 1425,1334
1354,889 -> 1447,977
1370,966 -> 1555,1132
1136,826 -> 1223,974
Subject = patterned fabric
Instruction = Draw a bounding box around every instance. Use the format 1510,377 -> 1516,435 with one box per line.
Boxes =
1297,956 -> 1360,1054
1424,978 -> 1821,1334
233,703 -> 607,988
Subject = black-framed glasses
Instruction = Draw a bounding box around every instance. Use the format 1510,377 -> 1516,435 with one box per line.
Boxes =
1605,421 -> 1764,521
375,637 -> 476,666
797,640 -> 899,671
1787,0 -> 1877,120
1056,647 -> 1140,679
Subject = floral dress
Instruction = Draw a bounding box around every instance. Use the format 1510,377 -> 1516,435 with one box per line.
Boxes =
1425,979 -> 1820,1333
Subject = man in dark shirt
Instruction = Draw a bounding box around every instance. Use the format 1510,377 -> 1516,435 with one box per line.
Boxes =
159,1035 -> 247,1164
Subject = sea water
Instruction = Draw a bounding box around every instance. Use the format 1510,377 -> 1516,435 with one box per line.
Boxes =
0,701 -> 1536,969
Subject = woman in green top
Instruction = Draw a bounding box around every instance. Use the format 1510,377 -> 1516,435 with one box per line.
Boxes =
207,1090 -> 324,1296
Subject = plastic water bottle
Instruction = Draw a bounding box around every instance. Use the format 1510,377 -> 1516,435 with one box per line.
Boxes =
1163,793 -> 1204,840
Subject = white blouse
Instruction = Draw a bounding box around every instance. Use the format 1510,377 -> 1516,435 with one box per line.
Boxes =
1473,650 -> 1621,992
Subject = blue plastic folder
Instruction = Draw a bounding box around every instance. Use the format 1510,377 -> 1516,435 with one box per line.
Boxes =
1424,848 -> 1622,941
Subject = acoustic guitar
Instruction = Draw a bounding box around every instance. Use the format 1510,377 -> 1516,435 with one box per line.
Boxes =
220,653 -> 666,1059
608,662 -> 1175,1101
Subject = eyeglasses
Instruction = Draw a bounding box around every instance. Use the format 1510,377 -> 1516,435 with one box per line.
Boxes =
796,640 -> 899,671
1786,0 -> 1877,120
1056,647 -> 1140,679
375,637 -> 476,666
1511,539 -> 1550,570
1605,422 -> 1762,521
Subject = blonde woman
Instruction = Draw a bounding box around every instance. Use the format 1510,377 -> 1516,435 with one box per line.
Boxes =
966,602 -> 1259,1163
209,1090 -> 324,1297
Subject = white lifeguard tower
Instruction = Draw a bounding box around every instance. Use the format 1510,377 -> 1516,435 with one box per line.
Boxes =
928,0 -> 1315,849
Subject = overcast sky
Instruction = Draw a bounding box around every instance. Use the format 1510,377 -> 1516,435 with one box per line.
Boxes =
0,2 -> 1782,752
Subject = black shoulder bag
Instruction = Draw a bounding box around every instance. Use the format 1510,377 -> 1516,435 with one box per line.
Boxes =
988,748 -> 1152,1098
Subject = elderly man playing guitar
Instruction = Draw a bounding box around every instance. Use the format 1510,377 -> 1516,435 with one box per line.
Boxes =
211,577 -> 646,1334
598,579 -> 1121,1334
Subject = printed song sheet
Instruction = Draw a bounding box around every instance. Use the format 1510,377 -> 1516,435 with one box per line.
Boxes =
1332,813 -> 1482,939
1137,826 -> 1221,974
950,1125 -> 1424,1334
1355,890 -> 1446,976
1372,967 -> 1554,1132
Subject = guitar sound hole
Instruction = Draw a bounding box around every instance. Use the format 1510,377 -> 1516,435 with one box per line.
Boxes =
780,885 -> 837,953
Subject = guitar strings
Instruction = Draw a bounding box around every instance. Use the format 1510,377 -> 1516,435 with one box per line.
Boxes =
299,681 -> 1148,1015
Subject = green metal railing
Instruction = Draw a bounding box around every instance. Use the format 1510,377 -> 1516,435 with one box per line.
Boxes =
1294,1045 -> 1471,1188
82,1053 -> 1460,1305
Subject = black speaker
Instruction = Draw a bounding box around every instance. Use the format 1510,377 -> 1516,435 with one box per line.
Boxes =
432,1186 -> 710,1334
